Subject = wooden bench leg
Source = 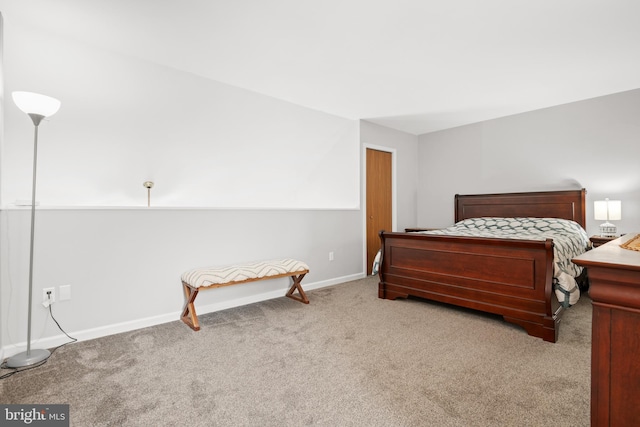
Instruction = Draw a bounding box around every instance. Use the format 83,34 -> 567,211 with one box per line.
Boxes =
286,273 -> 309,304
181,282 -> 201,331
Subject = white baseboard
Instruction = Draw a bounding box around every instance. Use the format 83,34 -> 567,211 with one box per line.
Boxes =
1,272 -> 366,360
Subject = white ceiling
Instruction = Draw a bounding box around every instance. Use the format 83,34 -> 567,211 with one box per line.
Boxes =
3,0 -> 640,135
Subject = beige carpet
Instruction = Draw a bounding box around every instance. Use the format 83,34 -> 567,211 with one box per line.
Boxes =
1,276 -> 591,426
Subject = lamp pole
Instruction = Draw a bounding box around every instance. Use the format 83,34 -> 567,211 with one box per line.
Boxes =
26,115 -> 45,361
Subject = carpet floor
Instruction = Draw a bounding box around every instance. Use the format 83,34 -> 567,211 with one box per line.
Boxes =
1,276 -> 591,426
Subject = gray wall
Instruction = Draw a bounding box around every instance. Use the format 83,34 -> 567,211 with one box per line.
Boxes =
417,89 -> 640,236
1,208 -> 363,354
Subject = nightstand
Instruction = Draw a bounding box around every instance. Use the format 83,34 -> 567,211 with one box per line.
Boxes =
590,235 -> 619,248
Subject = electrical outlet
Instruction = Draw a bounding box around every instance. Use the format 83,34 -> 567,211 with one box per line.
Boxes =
43,287 -> 55,304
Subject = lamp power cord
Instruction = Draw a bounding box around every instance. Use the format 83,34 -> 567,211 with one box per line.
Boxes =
0,292 -> 77,379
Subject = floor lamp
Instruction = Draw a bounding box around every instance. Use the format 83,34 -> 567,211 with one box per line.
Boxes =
6,91 -> 61,368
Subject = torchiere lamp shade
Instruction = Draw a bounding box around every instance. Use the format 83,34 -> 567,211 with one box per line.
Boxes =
12,91 -> 61,117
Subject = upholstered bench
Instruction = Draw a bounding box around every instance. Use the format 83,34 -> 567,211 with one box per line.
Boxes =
180,259 -> 310,331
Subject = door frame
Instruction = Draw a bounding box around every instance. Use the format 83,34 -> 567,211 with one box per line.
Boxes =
362,144 -> 397,276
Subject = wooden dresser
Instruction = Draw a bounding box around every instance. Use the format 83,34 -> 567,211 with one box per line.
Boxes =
572,234 -> 640,427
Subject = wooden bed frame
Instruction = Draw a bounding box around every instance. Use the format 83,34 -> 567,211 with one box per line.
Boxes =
378,189 -> 586,343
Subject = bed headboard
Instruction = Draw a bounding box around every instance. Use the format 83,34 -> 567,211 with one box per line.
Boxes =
454,189 -> 586,229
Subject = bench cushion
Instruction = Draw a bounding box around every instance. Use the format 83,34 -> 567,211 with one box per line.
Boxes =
181,259 -> 309,289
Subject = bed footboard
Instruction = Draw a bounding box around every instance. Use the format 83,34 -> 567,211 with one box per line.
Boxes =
378,231 -> 561,342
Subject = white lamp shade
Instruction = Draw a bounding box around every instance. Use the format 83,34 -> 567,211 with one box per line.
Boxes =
594,199 -> 622,221
12,91 -> 61,118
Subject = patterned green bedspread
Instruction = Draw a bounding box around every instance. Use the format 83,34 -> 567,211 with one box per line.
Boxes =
417,217 -> 591,307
